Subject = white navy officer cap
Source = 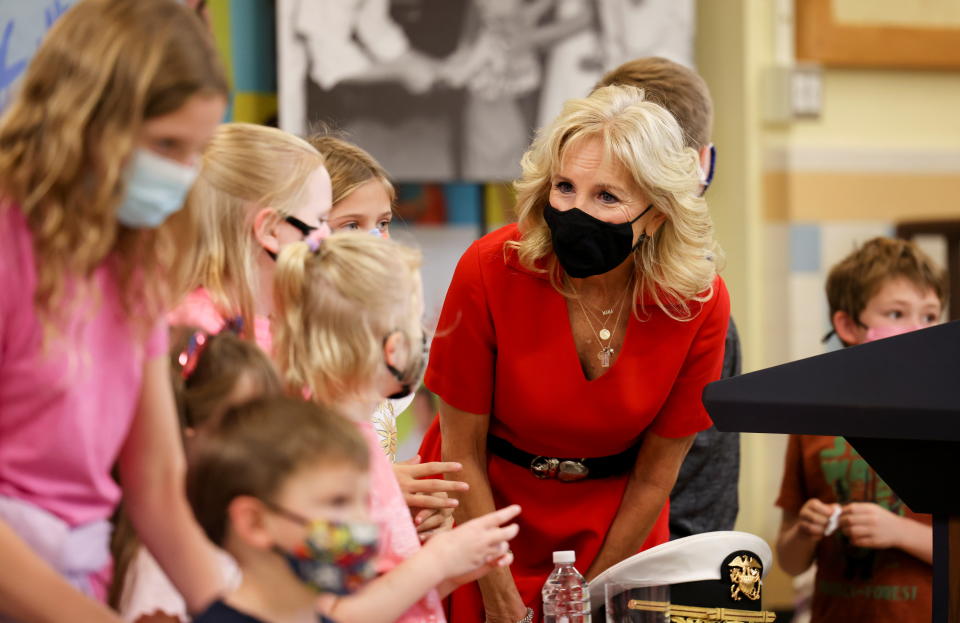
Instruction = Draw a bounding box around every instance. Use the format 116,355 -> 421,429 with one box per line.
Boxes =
589,531 -> 775,621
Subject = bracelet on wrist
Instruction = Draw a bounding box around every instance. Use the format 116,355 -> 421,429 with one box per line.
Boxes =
518,607 -> 534,623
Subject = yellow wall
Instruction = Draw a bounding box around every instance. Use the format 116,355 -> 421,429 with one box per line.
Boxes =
695,0 -> 797,608
695,0 -> 769,373
784,69 -> 960,151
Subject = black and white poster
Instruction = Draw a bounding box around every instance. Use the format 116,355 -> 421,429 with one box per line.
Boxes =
278,0 -> 695,182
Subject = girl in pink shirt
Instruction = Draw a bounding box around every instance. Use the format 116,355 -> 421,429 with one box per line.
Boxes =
270,234 -> 523,623
0,1 -> 228,621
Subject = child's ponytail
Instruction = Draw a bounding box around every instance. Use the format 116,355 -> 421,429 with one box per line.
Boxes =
272,234 -> 424,403
273,240 -> 316,395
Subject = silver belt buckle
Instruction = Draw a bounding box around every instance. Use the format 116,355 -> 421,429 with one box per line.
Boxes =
557,459 -> 589,482
530,456 -> 559,479
530,456 -> 589,481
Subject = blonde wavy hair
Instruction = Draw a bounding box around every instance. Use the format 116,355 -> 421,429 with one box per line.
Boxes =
306,134 -> 396,205
509,84 -> 723,320
272,233 -> 423,404
0,0 -> 227,332
187,123 -> 325,336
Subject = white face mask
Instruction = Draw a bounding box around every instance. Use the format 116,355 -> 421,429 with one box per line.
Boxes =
117,148 -> 199,229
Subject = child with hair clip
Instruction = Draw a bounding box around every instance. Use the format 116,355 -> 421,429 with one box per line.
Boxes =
306,132 -> 459,542
0,0 -> 229,620
113,329 -> 284,623
188,395 -> 520,623
272,234 -> 522,623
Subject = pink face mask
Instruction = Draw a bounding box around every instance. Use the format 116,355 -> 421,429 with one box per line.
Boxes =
864,325 -> 924,342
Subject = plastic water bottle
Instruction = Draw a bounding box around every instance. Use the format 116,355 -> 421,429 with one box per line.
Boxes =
542,550 -> 591,623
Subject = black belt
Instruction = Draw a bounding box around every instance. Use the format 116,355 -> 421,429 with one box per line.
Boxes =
487,435 -> 636,482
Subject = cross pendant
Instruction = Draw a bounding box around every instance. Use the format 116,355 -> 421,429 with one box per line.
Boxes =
598,346 -> 613,368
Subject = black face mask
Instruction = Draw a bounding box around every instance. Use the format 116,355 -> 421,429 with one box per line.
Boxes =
384,332 -> 428,400
265,216 -> 318,261
543,204 -> 652,278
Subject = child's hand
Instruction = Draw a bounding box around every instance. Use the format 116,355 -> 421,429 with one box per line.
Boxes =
416,500 -> 455,541
393,456 -> 468,510
839,502 -> 904,549
424,504 -> 521,585
796,498 -> 837,539
413,493 -> 455,537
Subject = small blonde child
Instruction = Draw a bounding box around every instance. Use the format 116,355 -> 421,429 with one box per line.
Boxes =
113,330 -> 284,622
307,133 -> 460,540
272,234 -> 521,623
188,395 -> 519,623
776,237 -> 945,623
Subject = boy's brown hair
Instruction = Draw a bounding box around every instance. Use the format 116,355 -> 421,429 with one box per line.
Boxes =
826,237 -> 948,328
596,56 -> 713,149
187,396 -> 369,546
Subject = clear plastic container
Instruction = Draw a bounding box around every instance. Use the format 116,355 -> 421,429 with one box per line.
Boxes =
542,550 -> 591,623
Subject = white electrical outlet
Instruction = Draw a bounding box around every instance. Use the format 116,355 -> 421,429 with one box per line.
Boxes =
791,64 -> 822,118
764,64 -> 823,123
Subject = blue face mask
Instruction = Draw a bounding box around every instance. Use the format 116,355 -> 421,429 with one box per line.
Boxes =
117,148 -> 199,229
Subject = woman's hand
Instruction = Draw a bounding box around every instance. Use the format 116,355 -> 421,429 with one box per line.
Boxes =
585,432 -> 694,581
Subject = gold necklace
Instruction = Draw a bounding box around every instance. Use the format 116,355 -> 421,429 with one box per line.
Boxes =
581,285 -> 631,341
575,282 -> 631,368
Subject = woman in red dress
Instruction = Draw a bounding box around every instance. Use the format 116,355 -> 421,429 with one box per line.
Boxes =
419,84 -> 730,623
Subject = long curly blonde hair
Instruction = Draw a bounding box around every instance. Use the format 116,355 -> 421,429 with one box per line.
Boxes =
186,123 -> 325,337
0,0 -> 227,334
508,84 -> 723,320
272,234 -> 423,404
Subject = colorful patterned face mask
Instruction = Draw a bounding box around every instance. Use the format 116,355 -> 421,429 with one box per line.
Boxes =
267,503 -> 379,595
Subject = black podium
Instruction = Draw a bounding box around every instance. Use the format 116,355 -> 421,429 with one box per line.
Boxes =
703,321 -> 960,623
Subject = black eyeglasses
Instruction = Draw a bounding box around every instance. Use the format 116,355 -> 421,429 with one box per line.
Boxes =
266,216 -> 321,261
284,215 -> 318,236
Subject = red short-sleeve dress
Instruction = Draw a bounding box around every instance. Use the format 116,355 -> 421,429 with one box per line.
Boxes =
420,224 -> 729,622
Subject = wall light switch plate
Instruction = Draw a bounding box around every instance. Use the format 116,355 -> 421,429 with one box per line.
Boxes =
764,64 -> 823,123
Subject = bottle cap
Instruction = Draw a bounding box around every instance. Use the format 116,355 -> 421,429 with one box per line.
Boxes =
553,550 -> 575,563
